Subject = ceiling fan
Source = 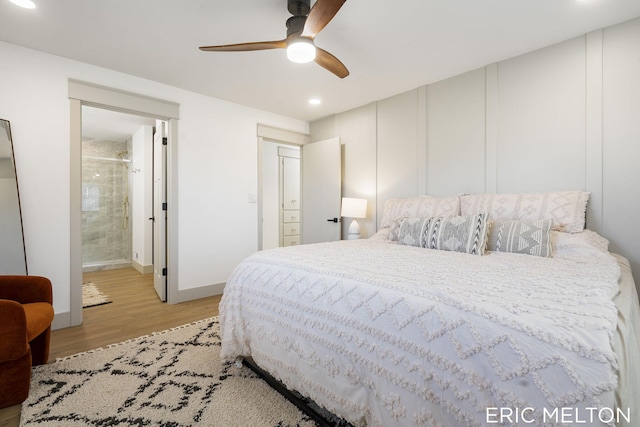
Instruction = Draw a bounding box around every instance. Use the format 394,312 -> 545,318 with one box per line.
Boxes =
199,0 -> 349,79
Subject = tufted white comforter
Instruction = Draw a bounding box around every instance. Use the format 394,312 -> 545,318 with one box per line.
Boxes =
220,232 -> 622,426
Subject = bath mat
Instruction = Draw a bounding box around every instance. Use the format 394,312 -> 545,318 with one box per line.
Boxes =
82,282 -> 112,308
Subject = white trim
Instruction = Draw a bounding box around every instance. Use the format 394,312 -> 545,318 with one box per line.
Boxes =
257,137 -> 265,252
52,311 -> 71,331
68,80 -> 180,328
257,124 -> 310,145
484,64 -> 499,193
132,260 -> 154,275
68,79 -> 179,119
417,86 -> 427,195
178,282 -> 225,303
585,29 -> 604,233
69,99 -> 83,327
166,119 -> 180,304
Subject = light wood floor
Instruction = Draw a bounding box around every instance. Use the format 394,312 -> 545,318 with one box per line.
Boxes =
0,267 -> 222,427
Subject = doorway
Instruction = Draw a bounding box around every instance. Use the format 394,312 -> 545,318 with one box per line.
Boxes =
257,125 -> 342,250
69,79 -> 179,327
80,106 -> 166,308
261,141 -> 301,250
257,125 -> 308,251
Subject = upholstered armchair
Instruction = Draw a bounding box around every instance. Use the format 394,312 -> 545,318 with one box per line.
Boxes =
0,275 -> 54,409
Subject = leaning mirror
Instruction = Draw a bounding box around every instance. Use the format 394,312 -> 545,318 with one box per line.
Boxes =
0,119 -> 27,274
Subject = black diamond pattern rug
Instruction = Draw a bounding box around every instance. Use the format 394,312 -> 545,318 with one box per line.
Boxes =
21,318 -> 316,426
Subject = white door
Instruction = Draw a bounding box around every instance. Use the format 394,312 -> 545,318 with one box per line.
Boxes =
301,138 -> 341,244
153,120 -> 167,301
282,156 -> 301,211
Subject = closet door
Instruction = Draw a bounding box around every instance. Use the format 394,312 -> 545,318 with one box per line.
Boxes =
282,156 -> 300,211
281,153 -> 301,246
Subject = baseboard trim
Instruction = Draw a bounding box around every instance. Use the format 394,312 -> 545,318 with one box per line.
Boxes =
52,311 -> 71,331
178,282 -> 225,303
132,260 -> 153,275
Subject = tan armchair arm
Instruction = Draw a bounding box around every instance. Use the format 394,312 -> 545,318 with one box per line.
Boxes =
0,276 -> 53,305
0,299 -> 28,361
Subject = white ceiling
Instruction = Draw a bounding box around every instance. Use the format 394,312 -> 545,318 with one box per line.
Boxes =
1,0 -> 640,123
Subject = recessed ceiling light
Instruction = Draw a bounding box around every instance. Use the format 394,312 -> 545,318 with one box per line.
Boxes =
9,0 -> 36,8
309,98 -> 321,105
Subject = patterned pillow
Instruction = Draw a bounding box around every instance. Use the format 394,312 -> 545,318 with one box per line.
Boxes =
460,191 -> 589,233
380,196 -> 459,229
393,214 -> 489,256
388,217 -> 432,247
488,219 -> 554,257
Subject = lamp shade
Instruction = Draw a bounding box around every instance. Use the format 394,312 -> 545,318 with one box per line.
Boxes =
340,197 -> 367,219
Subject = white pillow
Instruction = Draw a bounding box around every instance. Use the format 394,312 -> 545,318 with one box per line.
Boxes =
460,191 -> 589,233
380,195 -> 459,229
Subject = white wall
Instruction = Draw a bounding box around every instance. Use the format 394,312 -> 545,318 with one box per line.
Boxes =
311,17 -> 640,294
0,41 -> 307,323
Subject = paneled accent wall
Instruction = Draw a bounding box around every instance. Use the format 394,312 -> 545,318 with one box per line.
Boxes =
425,68 -> 486,196
336,104 -> 377,239
602,20 -> 640,276
310,17 -> 640,292
496,36 -> 587,194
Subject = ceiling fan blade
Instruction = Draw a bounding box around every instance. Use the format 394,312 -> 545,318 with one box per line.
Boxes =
301,0 -> 346,39
315,47 -> 349,78
200,40 -> 287,52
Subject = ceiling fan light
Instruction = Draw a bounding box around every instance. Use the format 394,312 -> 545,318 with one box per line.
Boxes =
287,39 -> 316,64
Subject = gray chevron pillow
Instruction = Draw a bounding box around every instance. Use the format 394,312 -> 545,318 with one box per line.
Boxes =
487,219 -> 554,257
391,213 -> 489,256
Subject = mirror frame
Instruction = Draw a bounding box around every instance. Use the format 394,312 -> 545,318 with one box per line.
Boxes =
0,118 -> 28,274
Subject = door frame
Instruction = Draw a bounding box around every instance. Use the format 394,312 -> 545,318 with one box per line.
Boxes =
256,124 -> 309,251
152,120 -> 168,302
69,80 -> 180,327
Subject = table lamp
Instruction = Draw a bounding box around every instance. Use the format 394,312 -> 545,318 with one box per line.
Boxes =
341,197 -> 367,240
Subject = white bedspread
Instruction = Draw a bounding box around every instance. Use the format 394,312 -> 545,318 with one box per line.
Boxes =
220,233 -> 623,426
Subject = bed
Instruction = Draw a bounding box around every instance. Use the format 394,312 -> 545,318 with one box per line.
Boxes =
219,192 -> 640,426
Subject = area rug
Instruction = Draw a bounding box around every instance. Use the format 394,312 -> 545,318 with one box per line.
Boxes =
82,282 -> 112,308
20,317 -> 316,426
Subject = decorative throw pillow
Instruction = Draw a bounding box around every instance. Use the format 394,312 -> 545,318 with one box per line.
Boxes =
387,217 -> 404,242
389,217 -> 432,247
380,195 -> 459,229
460,191 -> 589,233
487,219 -> 554,257
423,213 -> 489,255
393,214 -> 489,256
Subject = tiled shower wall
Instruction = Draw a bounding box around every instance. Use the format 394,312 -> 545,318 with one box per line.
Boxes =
82,139 -> 131,270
